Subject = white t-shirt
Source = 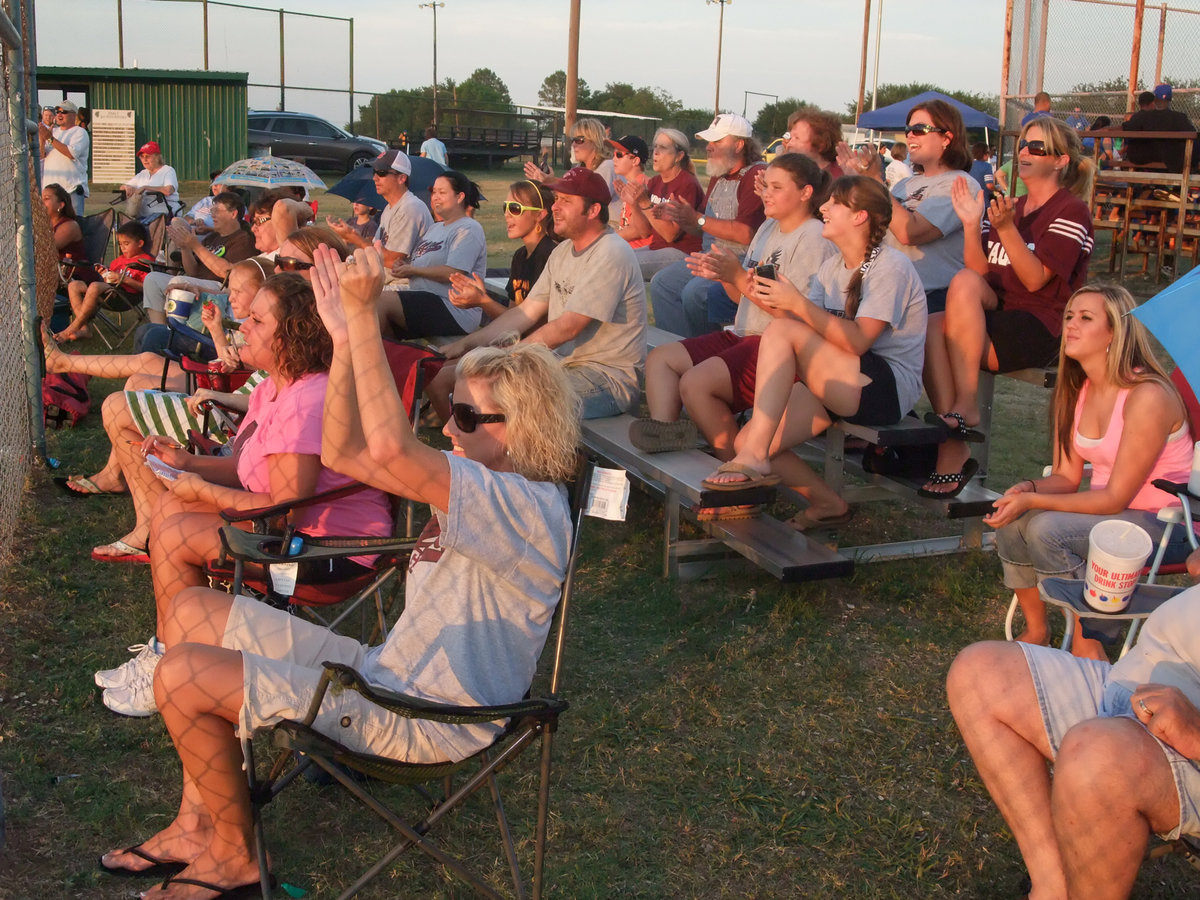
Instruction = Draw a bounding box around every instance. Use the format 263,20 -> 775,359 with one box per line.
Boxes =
43,125 -> 90,196
378,190 -> 434,284
406,217 -> 488,332
126,165 -> 183,219
732,217 -> 837,337
807,245 -> 928,417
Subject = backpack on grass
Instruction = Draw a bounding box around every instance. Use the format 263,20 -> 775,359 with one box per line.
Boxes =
43,371 -> 91,429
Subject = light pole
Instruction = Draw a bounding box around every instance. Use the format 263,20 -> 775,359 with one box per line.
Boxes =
707,0 -> 731,116
418,2 -> 444,127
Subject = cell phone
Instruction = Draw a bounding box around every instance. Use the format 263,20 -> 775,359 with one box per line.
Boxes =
754,263 -> 777,281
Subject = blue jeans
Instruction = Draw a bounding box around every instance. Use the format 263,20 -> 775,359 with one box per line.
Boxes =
649,261 -> 726,338
995,507 -> 1192,590
566,366 -> 632,420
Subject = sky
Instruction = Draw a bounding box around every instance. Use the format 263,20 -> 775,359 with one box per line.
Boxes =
36,0 -> 1011,129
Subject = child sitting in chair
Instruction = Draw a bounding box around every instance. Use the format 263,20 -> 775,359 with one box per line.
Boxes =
58,220 -> 153,342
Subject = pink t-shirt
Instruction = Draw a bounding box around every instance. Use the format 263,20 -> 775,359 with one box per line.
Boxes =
236,373 -> 393,551
1073,381 -> 1193,511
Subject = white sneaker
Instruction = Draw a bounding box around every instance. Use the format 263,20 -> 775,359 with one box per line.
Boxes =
94,638 -> 163,689
102,668 -> 158,717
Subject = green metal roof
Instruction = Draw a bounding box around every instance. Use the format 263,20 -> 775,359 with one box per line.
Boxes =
37,67 -> 248,83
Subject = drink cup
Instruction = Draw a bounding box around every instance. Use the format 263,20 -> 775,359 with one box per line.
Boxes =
164,288 -> 196,323
1083,520 -> 1153,613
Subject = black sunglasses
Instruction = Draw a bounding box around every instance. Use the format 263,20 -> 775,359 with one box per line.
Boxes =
274,256 -> 314,272
448,394 -> 505,433
1019,138 -> 1050,157
570,136 -> 587,145
903,123 -> 947,136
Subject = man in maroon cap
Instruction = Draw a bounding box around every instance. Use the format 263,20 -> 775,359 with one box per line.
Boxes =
431,165 -> 647,419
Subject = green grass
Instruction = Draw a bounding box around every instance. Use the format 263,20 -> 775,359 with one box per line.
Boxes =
3,184 -> 1197,897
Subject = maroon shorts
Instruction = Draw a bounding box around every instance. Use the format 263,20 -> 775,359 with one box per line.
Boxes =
680,331 -> 764,413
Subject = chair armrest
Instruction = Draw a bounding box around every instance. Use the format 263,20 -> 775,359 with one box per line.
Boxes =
218,524 -> 415,566
319,662 -> 567,726
219,482 -> 369,526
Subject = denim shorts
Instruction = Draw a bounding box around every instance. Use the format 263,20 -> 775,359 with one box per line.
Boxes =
224,596 -> 449,763
1020,642 -> 1200,840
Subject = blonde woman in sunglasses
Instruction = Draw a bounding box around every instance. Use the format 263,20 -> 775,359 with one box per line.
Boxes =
525,116 -> 619,221
920,116 -> 1096,498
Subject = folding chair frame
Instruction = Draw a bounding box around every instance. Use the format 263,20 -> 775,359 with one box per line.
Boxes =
243,461 -> 593,900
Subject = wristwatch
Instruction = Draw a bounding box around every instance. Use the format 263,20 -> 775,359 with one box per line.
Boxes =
696,215 -> 707,229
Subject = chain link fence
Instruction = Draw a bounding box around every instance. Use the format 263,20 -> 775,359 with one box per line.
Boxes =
1004,0 -> 1200,130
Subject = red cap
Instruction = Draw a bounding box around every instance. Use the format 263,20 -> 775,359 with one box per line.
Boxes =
138,141 -> 161,156
545,166 -> 612,207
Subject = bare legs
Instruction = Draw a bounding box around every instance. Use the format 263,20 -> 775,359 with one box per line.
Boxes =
644,343 -> 695,423
948,641 -> 1180,900
102,587 -> 262,897
924,270 -> 1002,491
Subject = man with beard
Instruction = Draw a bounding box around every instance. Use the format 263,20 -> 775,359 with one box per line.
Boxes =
648,113 -> 766,338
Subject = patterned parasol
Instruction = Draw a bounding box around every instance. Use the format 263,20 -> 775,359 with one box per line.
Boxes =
213,156 -> 327,190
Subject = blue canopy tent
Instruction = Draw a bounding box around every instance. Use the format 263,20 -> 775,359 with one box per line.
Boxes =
857,90 -> 1000,142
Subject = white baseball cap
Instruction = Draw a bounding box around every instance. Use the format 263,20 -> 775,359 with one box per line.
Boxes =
696,113 -> 754,142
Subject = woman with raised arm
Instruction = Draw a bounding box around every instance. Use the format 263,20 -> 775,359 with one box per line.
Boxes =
525,116 -> 619,221
920,117 -> 1095,498
986,284 -> 1193,657
97,244 -> 581,899
701,176 -> 927,530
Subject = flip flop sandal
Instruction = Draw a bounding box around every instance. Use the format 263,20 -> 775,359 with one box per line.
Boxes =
158,874 -> 276,898
98,843 -> 187,878
54,475 -> 124,497
628,417 -> 699,454
91,539 -> 150,564
695,503 -> 763,522
700,461 -> 781,492
923,411 -> 985,443
917,458 -> 980,499
785,507 -> 855,532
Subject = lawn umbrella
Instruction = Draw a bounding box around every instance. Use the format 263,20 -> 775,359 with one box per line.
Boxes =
213,156 -> 327,190
1130,266 -> 1200,391
326,154 -> 448,213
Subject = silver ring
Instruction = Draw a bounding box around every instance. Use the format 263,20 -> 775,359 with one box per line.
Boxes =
344,254 -> 356,266
1138,698 -> 1151,716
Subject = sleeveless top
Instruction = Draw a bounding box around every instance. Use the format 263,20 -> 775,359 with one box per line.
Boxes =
54,218 -> 88,263
1073,380 -> 1192,511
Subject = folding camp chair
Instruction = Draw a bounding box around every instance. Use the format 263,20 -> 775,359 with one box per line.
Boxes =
242,460 -> 594,900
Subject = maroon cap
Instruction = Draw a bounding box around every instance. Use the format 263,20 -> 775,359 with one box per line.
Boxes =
545,166 -> 611,206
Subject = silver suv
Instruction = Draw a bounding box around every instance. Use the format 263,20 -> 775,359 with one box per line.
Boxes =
247,111 -> 387,173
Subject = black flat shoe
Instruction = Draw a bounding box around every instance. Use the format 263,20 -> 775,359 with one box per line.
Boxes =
154,873 -> 275,898
98,843 -> 188,878
917,458 -> 980,499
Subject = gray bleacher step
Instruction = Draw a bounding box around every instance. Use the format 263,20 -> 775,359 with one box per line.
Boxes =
697,513 -> 854,583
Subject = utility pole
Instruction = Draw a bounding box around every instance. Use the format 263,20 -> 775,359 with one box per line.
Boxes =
707,0 -> 731,116
418,2 -> 444,126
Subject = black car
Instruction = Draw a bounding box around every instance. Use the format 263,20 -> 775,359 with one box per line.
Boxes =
247,111 -> 387,173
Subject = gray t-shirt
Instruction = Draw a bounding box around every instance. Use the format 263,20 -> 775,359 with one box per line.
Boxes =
808,244 -> 927,417
378,190 -> 434,277
406,217 -> 488,332
363,454 -> 571,761
733,217 -> 837,337
526,229 -> 648,411
886,170 -> 980,292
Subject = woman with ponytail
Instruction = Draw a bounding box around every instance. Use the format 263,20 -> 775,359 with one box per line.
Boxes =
701,176 -> 927,530
920,117 -> 1096,498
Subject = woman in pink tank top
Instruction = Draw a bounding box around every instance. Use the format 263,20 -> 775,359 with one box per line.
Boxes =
985,283 -> 1193,658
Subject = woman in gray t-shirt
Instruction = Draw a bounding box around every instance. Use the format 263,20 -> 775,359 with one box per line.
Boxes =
702,176 -> 926,532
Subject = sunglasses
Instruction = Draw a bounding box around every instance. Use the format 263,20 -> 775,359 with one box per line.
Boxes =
502,200 -> 543,216
274,256 -> 314,272
251,214 -> 272,226
903,123 -> 947,136
613,150 -> 635,159
448,394 -> 505,433
570,136 -> 587,145
1019,138 -> 1050,157
54,107 -> 71,114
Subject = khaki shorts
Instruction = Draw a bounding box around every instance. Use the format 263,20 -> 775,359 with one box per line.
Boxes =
223,596 -> 448,763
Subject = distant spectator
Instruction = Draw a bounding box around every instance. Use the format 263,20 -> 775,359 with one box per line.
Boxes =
969,142 -> 996,204
40,100 -> 89,215
58,221 -> 153,342
649,113 -> 767,336
525,117 -> 621,223
1065,107 -> 1088,131
782,108 -> 844,176
420,125 -> 448,167
121,141 -> 183,222
1138,90 -> 1156,111
1020,91 -> 1053,127
42,183 -> 97,284
39,105 -> 54,129
183,172 -> 224,233
1082,116 -> 1115,167
1124,83 -> 1195,172
884,142 -> 913,189
346,200 -> 381,241
607,134 -> 652,250
615,128 -> 707,279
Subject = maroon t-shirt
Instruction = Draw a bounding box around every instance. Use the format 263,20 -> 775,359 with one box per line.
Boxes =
646,170 -> 706,253
983,188 -> 1094,335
